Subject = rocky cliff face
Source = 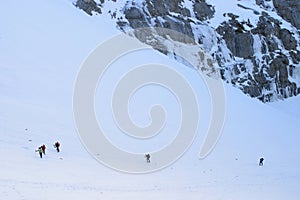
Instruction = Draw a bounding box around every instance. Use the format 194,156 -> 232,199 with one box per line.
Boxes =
75,0 -> 300,102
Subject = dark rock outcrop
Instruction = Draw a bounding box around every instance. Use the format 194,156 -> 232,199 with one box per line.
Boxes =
122,0 -> 195,43
273,0 -> 300,29
74,0 -> 300,102
193,0 -> 215,21
279,29 -> 297,50
217,20 -> 254,59
75,0 -> 102,15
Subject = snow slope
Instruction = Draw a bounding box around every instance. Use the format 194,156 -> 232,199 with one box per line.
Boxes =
0,0 -> 300,199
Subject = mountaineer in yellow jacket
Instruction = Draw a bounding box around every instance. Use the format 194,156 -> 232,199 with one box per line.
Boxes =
35,147 -> 43,158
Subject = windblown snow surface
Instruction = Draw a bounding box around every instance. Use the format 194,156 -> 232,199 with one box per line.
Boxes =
0,0 -> 299,199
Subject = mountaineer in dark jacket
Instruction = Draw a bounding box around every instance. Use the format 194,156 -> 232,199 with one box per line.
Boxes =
54,141 -> 60,152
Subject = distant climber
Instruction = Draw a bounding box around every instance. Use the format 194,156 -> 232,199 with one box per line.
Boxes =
54,141 -> 60,152
35,147 -> 43,158
145,154 -> 151,163
259,157 -> 264,166
40,144 -> 46,155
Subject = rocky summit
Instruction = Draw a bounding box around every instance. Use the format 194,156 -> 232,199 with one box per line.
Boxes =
75,0 -> 300,102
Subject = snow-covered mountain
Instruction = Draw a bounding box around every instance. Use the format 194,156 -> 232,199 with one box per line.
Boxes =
0,0 -> 300,200
75,0 -> 300,102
